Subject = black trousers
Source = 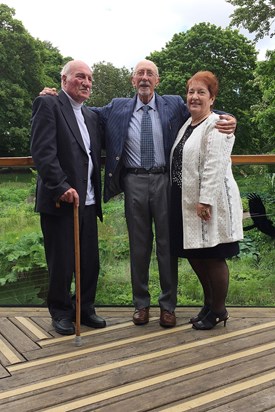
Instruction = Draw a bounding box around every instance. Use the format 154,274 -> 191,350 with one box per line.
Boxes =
40,205 -> 99,320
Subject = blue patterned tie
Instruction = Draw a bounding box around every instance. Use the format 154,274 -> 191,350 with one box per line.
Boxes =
140,105 -> 154,170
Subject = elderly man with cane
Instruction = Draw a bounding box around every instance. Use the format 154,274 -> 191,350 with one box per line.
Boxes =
31,60 -> 106,336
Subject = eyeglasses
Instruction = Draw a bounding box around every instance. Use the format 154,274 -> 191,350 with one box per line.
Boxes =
134,70 -> 158,78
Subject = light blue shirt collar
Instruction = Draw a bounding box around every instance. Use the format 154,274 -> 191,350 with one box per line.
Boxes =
136,94 -> 156,112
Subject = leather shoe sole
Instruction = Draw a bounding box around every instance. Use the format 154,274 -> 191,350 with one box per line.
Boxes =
159,310 -> 176,328
133,307 -> 149,325
52,318 -> 75,335
81,313 -> 106,328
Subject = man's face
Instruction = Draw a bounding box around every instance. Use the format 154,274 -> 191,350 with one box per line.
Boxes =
131,62 -> 159,104
62,62 -> 92,103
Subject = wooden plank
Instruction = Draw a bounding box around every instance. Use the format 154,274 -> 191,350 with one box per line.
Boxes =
231,154 -> 275,165
3,320 -> 274,388
2,336 -> 275,409
0,156 -> 34,167
205,386 -> 275,412
30,316 -> 56,337
160,376 -> 275,412
88,367 -> 275,412
1,307 -> 275,411
39,317 -> 158,347
0,306 -> 274,321
0,363 -> 10,379
1,155 -> 275,168
13,317 -> 50,341
0,307 -> 48,317
0,335 -> 24,366
6,352 -> 275,412
0,318 -> 40,353
10,318 -> 275,371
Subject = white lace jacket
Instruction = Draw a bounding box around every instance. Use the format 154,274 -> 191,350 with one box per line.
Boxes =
170,113 -> 243,249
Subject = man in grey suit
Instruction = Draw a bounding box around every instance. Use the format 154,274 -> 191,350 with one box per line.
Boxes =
31,60 -> 106,335
92,59 -> 236,327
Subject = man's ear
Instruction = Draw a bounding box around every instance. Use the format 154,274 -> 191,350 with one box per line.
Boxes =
62,74 -> 67,85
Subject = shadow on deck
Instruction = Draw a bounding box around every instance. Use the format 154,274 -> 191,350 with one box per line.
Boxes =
1,306 -> 275,411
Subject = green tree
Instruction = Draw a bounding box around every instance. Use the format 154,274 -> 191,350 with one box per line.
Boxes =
227,0 -> 275,40
88,61 -> 134,107
34,40 -> 70,89
148,23 -> 262,154
0,4 -> 67,156
251,50 -> 275,152
0,4 -> 41,155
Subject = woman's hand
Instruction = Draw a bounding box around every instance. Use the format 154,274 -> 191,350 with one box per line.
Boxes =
196,203 -> 211,221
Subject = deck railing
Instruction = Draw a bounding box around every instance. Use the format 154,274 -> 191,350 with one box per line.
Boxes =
1,154 -> 275,167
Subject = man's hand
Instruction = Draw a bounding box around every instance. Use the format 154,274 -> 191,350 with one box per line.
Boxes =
40,87 -> 58,96
59,188 -> 79,206
215,114 -> 236,135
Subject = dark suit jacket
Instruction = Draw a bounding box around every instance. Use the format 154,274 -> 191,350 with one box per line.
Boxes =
30,90 -> 102,220
91,93 -> 190,202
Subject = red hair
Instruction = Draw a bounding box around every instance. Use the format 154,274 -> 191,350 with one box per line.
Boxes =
186,71 -> 219,98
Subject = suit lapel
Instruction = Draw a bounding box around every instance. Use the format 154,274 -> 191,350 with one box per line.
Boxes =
82,106 -> 100,168
155,93 -> 171,154
58,91 -> 86,153
122,98 -> 136,139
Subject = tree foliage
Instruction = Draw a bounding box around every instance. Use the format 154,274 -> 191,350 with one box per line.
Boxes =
88,61 -> 134,107
0,5 -> 133,155
148,23 -> 262,153
251,50 -> 275,152
227,0 -> 275,40
0,4 -> 66,156
0,4 -> 40,155
0,4 -> 274,157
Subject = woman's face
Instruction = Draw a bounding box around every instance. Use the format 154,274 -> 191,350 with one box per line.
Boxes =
186,80 -> 215,118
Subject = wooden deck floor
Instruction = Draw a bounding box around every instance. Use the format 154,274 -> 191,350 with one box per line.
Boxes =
1,306 -> 275,412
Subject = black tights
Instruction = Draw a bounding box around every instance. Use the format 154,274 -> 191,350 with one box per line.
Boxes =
188,258 -> 229,314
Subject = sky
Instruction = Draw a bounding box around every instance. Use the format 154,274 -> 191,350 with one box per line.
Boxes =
2,0 -> 274,69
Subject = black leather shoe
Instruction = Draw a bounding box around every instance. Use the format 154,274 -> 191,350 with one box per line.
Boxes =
192,310 -> 229,330
52,318 -> 75,335
189,305 -> 210,324
81,312 -> 106,328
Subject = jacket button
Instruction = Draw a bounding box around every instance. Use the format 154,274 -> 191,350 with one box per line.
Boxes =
108,173 -> 112,177
116,156 -> 120,161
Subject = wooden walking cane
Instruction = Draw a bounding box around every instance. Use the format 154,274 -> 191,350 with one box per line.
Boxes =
73,200 -> 82,346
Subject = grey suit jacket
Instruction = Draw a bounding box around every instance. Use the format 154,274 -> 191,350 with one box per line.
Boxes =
30,91 -> 102,220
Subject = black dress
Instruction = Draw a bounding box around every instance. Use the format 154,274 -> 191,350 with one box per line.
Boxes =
170,124 -> 239,259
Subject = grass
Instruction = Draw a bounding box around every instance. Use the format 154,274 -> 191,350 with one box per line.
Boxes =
1,167 -> 275,307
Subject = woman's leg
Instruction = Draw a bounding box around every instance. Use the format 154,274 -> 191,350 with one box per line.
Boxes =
189,258 -> 229,313
188,258 -> 213,308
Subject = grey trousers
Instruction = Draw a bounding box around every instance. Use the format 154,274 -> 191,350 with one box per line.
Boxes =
123,172 -> 178,312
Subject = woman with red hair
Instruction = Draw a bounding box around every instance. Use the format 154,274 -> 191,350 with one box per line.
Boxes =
170,71 -> 243,330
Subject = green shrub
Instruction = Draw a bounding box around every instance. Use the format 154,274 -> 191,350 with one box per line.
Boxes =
1,170 -> 275,307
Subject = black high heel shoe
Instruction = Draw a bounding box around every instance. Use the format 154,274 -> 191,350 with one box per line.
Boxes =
189,305 -> 210,324
192,310 -> 229,330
